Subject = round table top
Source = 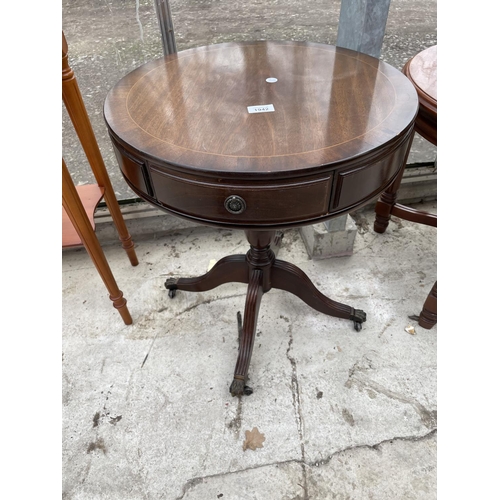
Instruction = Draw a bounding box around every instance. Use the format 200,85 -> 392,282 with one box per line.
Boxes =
404,45 -> 437,109
402,44 -> 436,145
104,41 -> 418,176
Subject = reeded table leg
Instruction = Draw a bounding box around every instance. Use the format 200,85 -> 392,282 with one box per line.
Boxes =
165,229 -> 366,396
230,269 -> 264,396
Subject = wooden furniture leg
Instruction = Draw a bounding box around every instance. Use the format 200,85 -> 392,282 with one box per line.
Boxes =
63,159 -> 132,325
374,170 -> 437,231
271,260 -> 366,327
165,230 -> 366,396
374,131 -> 416,234
230,269 -> 264,396
418,281 -> 437,330
374,142 -> 437,326
165,255 -> 248,297
62,32 -> 138,266
374,47 -> 438,328
228,231 -> 277,396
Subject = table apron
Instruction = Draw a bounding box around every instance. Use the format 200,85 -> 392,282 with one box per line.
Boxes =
109,127 -> 413,228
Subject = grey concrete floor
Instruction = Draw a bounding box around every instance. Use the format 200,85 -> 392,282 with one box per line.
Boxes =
62,200 -> 437,499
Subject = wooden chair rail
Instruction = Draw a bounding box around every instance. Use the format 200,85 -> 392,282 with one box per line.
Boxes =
391,203 -> 437,228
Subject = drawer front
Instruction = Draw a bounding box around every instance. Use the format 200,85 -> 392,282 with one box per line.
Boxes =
331,133 -> 412,212
149,167 -> 332,225
112,143 -> 153,197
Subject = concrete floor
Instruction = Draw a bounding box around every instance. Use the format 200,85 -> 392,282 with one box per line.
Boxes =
62,201 -> 437,499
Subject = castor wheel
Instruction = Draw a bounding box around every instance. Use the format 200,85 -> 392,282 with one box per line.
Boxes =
164,278 -> 178,298
230,377 -> 253,396
351,309 -> 366,331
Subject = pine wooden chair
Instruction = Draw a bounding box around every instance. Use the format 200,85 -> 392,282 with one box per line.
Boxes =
62,31 -> 138,325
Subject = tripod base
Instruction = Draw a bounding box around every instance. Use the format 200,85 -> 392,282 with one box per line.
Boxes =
165,230 -> 366,396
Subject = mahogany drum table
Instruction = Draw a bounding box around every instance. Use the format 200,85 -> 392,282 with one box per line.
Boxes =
104,41 -> 419,396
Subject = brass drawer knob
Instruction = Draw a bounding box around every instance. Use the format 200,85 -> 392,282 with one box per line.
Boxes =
224,195 -> 246,215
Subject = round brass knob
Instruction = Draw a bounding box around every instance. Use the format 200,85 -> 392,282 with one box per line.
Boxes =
224,195 -> 246,215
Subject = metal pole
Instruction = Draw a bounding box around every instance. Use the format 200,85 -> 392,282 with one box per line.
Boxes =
337,0 -> 392,58
154,0 -> 177,55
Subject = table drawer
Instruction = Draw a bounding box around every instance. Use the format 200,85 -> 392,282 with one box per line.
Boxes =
331,132 -> 412,212
112,143 -> 153,197
149,167 -> 332,225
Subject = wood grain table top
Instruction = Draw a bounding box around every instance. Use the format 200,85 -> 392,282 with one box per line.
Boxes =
104,41 -> 418,177
405,45 -> 437,104
402,44 -> 436,145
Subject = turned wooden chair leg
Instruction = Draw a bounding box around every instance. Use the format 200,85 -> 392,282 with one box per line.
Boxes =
63,159 -> 132,325
62,32 -> 138,266
418,281 -> 437,329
